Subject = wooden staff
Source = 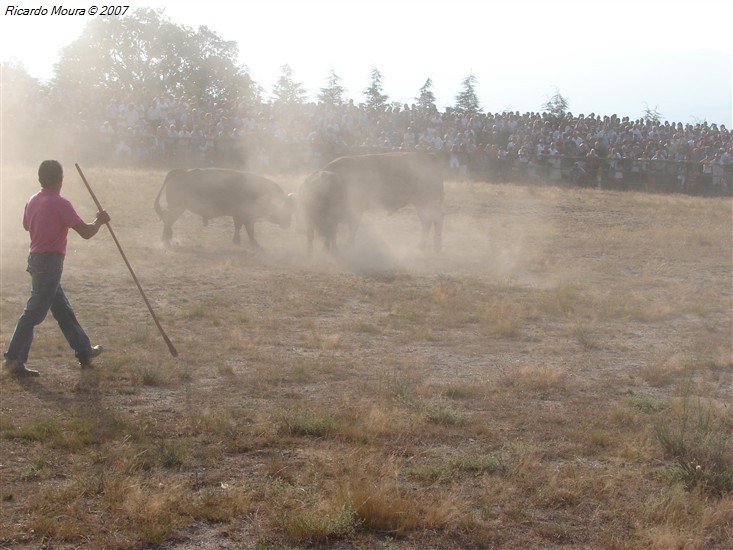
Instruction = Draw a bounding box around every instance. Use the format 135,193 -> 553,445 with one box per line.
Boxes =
75,163 -> 179,357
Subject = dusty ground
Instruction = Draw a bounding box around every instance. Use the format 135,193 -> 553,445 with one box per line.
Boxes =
1,165 -> 731,549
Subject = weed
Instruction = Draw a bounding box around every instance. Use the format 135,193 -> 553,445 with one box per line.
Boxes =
3,417 -> 61,442
652,383 -> 733,495
424,403 -> 469,426
281,408 -> 337,438
573,325 -> 602,350
134,364 -> 165,386
442,383 -> 483,400
217,363 -> 235,376
455,452 -> 507,476
627,395 -> 669,414
156,439 -> 186,468
282,505 -> 360,544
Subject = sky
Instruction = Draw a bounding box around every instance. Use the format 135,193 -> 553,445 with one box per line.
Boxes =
1,0 -> 731,125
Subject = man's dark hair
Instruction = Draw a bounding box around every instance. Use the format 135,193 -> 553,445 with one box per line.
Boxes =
38,160 -> 63,188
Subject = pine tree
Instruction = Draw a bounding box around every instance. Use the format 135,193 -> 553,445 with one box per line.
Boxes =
363,67 -> 388,111
542,88 -> 570,117
318,69 -> 347,107
272,64 -> 306,105
416,78 -> 437,112
454,73 -> 482,115
642,102 -> 664,123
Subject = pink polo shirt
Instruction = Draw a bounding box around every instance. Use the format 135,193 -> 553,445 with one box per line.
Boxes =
23,188 -> 83,256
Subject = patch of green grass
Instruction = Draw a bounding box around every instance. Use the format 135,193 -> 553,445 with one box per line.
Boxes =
281,505 -> 360,545
541,283 -> 583,317
408,451 -> 507,484
588,428 -> 611,448
442,383 -> 483,400
181,304 -> 220,326
573,326 -> 602,350
384,375 -> 418,407
156,439 -> 186,468
2,417 -> 61,442
134,364 -> 166,386
627,395 -> 669,414
217,363 -> 235,376
21,457 -> 49,481
424,403 -> 469,426
652,384 -> 733,495
281,408 -> 338,438
453,452 -> 507,476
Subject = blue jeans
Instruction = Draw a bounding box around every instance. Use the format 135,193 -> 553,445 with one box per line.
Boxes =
4,253 -> 92,364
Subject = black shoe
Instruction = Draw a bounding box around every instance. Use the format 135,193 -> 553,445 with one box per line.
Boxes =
4,359 -> 40,377
79,345 -> 104,367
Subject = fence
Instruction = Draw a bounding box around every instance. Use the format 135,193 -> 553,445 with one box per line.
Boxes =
446,151 -> 733,196
3,119 -> 731,196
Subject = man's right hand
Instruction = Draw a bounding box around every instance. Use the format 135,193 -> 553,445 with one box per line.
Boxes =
95,210 -> 111,226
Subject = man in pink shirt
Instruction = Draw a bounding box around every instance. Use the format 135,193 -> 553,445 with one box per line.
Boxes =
4,160 -> 111,377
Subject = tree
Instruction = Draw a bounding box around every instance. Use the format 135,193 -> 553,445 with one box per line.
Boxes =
1,60 -> 42,107
642,102 -> 664,123
1,60 -> 43,127
53,8 -> 254,102
542,88 -> 570,117
180,24 -> 258,104
363,67 -> 388,111
416,78 -> 437,112
454,72 -> 482,115
272,64 -> 307,105
318,69 -> 348,107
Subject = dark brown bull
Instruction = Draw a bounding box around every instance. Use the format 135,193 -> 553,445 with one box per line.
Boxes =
154,168 -> 292,248
297,152 -> 444,253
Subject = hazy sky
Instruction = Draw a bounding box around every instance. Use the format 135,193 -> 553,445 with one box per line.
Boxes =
1,0 -> 731,125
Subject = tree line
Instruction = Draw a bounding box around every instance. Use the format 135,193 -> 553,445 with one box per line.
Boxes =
3,8 -> 498,116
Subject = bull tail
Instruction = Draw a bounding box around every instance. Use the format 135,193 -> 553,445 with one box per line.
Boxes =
155,169 -> 187,221
153,174 -> 168,221
155,170 -> 188,245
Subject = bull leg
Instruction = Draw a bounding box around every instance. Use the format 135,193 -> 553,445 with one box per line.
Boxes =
325,221 -> 339,254
306,223 -> 315,256
417,210 -> 431,250
160,207 -> 185,246
163,222 -> 173,245
417,207 -> 444,252
346,214 -> 361,245
419,222 -> 430,250
233,217 -> 242,245
243,219 -> 261,250
433,214 -> 444,252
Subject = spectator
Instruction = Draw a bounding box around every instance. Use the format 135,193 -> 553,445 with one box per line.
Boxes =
3,85 -> 730,195
99,120 -> 115,159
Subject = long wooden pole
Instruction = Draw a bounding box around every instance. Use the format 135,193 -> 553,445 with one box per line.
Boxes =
75,164 -> 178,358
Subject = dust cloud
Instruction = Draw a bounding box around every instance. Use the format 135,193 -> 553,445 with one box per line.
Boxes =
291,190 -> 553,285
0,70 -> 554,289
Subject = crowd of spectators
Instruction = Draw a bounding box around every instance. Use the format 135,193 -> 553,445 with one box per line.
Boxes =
7,88 -> 732,195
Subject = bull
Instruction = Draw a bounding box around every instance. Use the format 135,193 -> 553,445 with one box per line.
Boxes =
154,168 -> 292,248
296,152 -> 444,254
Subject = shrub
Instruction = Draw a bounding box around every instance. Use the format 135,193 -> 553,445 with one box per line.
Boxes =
652,388 -> 733,495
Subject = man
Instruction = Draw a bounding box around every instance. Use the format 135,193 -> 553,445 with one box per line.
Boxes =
3,160 -> 110,377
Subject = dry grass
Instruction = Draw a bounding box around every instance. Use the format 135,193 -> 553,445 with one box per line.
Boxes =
1,164 -> 731,549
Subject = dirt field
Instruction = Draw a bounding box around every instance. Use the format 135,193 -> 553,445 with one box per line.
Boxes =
1,164 -> 731,549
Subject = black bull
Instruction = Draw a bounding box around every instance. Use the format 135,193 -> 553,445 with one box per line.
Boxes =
296,152 -> 444,253
154,168 -> 292,248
